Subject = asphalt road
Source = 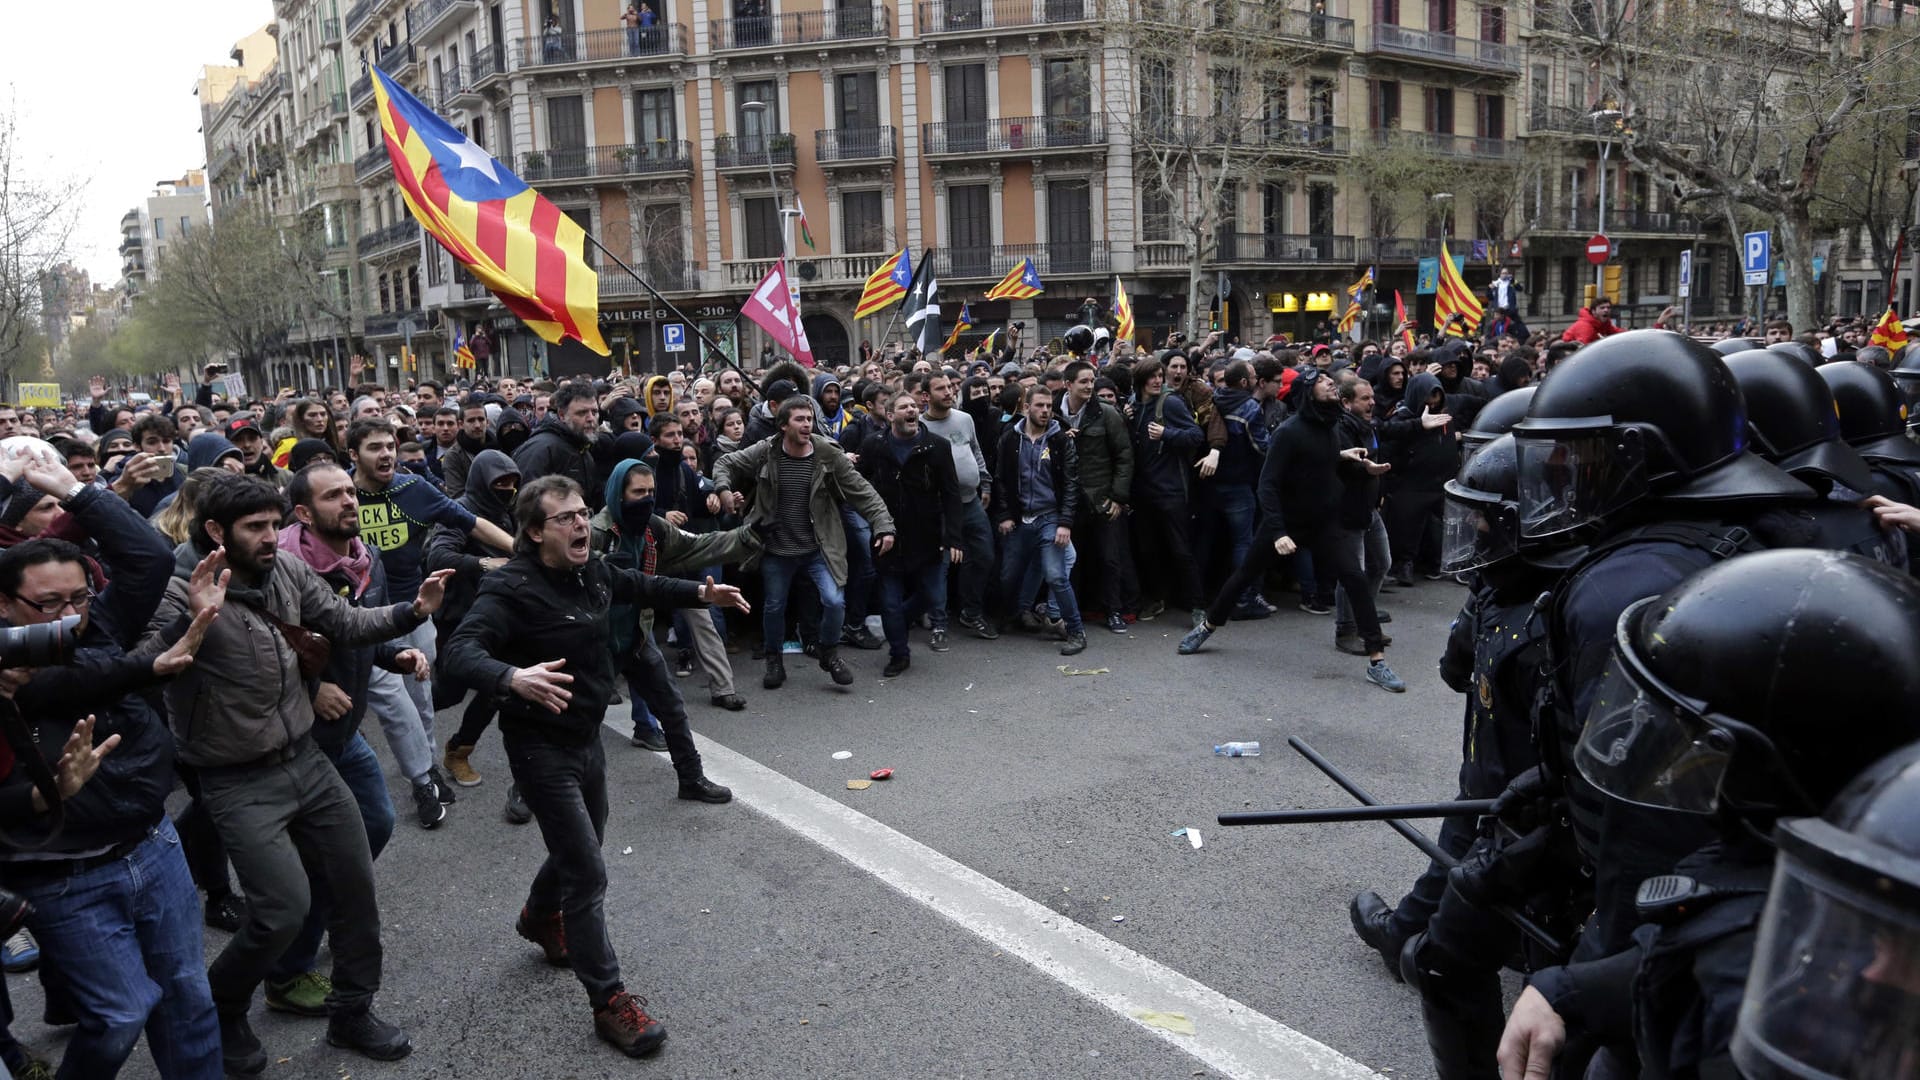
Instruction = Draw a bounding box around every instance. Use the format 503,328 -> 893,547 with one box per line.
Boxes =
12,575 -> 1484,1080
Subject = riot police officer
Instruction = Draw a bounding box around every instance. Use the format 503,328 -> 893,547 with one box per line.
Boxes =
1499,549 -> 1920,1079
1820,360 -> 1920,507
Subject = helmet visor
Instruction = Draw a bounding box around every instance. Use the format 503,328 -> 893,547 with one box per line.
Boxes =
1573,651 -> 1731,814
1440,485 -> 1519,573
1734,825 -> 1920,1080
1514,422 -> 1646,539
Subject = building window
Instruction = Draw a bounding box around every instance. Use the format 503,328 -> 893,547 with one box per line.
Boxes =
1263,182 -> 1289,234
1428,0 -> 1454,34
1140,59 -> 1175,127
1048,180 -> 1092,272
836,72 -> 879,130
744,196 -> 780,259
1560,255 -> 1579,313
1376,0 -> 1399,25
153,218 -> 165,241
948,183 -> 991,276
842,190 -> 885,252
1526,256 -> 1544,315
1045,58 -> 1090,118
737,80 -> 778,144
546,95 -> 587,176
1141,188 -> 1173,243
1308,182 -> 1334,237
1309,78 -> 1335,128
1429,87 -> 1454,134
179,216 -> 191,234
637,204 -> 685,286
636,88 -> 676,144
1371,80 -> 1401,129
471,115 -> 486,149
1478,93 -> 1505,140
1480,3 -> 1504,41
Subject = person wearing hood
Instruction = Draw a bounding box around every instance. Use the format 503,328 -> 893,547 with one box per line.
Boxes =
514,381 -> 605,509
425,450 -> 520,798
1372,357 -> 1410,416
811,373 -> 850,440
1179,366 -> 1404,693
490,403 -> 532,458
150,433 -> 246,515
592,458 -> 758,790
741,360 -> 809,446
1427,342 -> 1490,429
1559,295 -> 1625,345
991,384 -> 1087,655
1377,370 -> 1458,585
639,375 -> 674,422
1210,359 -> 1275,620
441,396 -> 492,499
604,395 -> 648,436
1127,357 -> 1207,625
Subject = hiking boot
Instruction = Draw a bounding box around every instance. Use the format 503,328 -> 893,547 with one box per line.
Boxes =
205,891 -> 245,933
677,776 -> 732,803
220,1012 -> 268,1076
516,906 -> 570,967
883,654 -> 910,677
928,628 -> 950,652
841,625 -> 883,650
265,970 -> 332,1017
326,1007 -> 412,1061
957,612 -> 999,640
594,990 -> 667,1057
429,766 -> 457,804
1349,891 -> 1407,983
710,693 -> 747,711
412,781 -> 445,830
1177,623 -> 1213,655
503,784 -> 533,825
762,654 -> 786,689
819,648 -> 855,686
1106,612 -> 1128,634
630,726 -> 668,752
443,743 -> 482,787
1366,660 -> 1407,693
1059,631 -> 1088,657
673,650 -> 694,678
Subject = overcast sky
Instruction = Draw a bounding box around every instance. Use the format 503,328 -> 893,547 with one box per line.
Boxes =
4,0 -> 274,287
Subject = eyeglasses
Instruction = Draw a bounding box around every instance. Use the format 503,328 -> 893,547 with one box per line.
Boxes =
542,509 -> 590,528
13,590 -> 94,615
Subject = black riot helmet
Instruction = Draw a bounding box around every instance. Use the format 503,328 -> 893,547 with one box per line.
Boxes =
1063,325 -> 1095,357
1733,743 -> 1920,1080
1889,346 -> 1920,413
1460,386 -> 1536,460
1573,550 -> 1920,826
1818,360 -> 1920,466
1724,349 -> 1877,496
1711,337 -> 1762,355
1510,330 -> 1811,539
1767,341 -> 1821,367
1442,434 -> 1524,573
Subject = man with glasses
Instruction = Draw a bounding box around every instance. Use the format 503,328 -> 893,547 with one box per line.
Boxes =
442,475 -> 748,1059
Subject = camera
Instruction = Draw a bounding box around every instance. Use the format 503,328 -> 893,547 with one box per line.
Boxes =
0,615 -> 80,671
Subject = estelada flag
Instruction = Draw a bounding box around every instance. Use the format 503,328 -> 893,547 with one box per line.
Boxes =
1436,238 -> 1485,335
941,302 -> 974,354
370,68 -> 607,355
1869,304 -> 1909,351
1112,276 -> 1135,343
855,248 -> 912,319
985,257 -> 1044,301
1394,290 -> 1415,351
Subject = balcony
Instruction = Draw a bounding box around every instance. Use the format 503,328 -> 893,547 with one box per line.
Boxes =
1371,24 -> 1522,71
1138,114 -> 1347,154
363,310 -> 422,338
922,114 -> 1105,156
354,143 -> 393,181
374,40 -> 417,78
1356,237 -> 1441,263
410,0 -> 475,41
723,253 -> 898,288
1369,129 -> 1518,160
1137,242 -> 1191,270
919,0 -> 1097,34
520,141 -> 695,183
321,17 -> 342,45
327,91 -> 348,119
816,126 -> 896,165
307,162 -> 358,205
359,220 -> 421,259
934,243 -> 1111,280
600,262 -> 702,296
712,133 -> 797,170
1212,232 -> 1355,265
209,145 -> 240,180
1531,204 -> 1699,236
349,73 -> 373,108
1866,3 -> 1917,27
709,7 -> 889,49
517,24 -> 688,69
434,70 -> 469,111
119,232 -> 144,256
467,42 -> 506,89
345,0 -> 376,35
1269,8 -> 1355,47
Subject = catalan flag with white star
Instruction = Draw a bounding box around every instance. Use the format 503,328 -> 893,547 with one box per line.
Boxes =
941,302 -> 974,354
371,68 -> 607,355
985,257 -> 1044,301
1336,266 -> 1374,337
1112,276 -> 1135,344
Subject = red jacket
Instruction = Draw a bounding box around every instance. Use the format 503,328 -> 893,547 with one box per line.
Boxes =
1560,307 -> 1624,344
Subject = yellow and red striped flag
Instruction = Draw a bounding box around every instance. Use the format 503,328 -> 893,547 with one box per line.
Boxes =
1869,304 -> 1909,351
941,302 -> 974,354
1112,276 -> 1135,343
985,257 -> 1044,301
370,68 -> 607,355
1336,266 -> 1374,337
1394,291 -> 1415,351
1435,238 -> 1484,336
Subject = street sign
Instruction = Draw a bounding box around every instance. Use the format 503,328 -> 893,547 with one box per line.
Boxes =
662,323 -> 687,353
1586,234 -> 1612,265
1678,250 -> 1692,298
1743,231 -> 1770,286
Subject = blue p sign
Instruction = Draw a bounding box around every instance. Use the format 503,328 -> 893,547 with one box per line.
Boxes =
663,323 -> 687,352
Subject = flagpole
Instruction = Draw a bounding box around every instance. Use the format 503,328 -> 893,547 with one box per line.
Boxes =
582,233 -> 764,397
873,249 -> 927,359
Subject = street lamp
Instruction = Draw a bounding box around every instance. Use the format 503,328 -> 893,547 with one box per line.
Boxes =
1590,108 -> 1624,292
1432,191 -> 1453,239
739,99 -> 791,262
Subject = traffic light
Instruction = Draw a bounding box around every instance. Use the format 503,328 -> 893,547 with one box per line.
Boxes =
1585,283 -> 1597,309
1603,265 -> 1623,304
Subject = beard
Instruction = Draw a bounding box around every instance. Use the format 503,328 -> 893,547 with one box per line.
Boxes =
225,537 -> 277,579
312,513 -> 360,543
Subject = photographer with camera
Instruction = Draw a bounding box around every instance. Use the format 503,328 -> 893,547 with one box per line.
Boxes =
0,450 -> 225,1079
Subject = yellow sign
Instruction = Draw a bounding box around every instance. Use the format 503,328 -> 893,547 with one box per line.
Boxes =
1271,293 -> 1301,313
18,383 -> 61,408
1305,292 -> 1337,312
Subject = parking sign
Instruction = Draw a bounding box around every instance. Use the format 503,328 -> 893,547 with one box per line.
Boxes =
1743,231 -> 1770,286
1678,250 -> 1691,299
663,323 -> 687,353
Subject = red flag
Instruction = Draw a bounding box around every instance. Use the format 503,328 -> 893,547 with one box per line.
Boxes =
1394,290 -> 1415,351
743,260 -> 816,367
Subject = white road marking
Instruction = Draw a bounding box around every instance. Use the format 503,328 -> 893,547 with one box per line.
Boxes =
609,719 -> 1384,1080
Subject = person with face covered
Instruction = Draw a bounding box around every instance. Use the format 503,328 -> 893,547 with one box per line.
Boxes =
424,450 -> 521,795
1377,370 -> 1458,585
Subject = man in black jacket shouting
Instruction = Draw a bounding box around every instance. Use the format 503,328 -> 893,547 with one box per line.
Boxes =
1177,366 -> 1405,693
441,475 -> 747,1060
857,389 -> 964,675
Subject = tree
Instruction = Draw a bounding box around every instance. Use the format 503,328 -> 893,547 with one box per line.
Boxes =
1809,67 -> 1920,296
1537,0 -> 1920,331
1126,0 -> 1341,336
0,106 -> 84,388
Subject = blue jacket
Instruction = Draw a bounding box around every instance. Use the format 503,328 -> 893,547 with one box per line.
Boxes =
1130,391 -> 1205,502
1212,387 -> 1272,488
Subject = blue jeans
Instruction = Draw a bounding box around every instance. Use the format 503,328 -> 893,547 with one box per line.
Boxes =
1214,484 -> 1259,607
1335,511 -> 1393,636
13,818 -> 220,1080
1019,542 -> 1077,620
999,513 -> 1081,634
270,733 -> 396,984
762,551 -> 845,651
879,560 -> 949,658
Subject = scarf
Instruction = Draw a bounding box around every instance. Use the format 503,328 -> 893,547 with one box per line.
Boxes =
280,521 -> 373,599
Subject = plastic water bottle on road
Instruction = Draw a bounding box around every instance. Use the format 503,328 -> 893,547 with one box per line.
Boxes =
1213,742 -> 1261,757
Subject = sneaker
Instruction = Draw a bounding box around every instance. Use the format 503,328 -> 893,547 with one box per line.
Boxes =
1230,602 -> 1272,621
1422,568 -> 1446,581
929,628 -> 950,652
516,906 -> 570,966
503,783 -> 533,825
1177,623 -> 1213,655
326,1007 -> 412,1061
220,1012 -> 268,1076
1046,616 -> 1067,640
709,693 -> 747,711
594,989 -> 668,1057
1139,599 -> 1166,621
883,654 -> 910,677
429,766 -> 457,804
762,654 -> 786,689
265,970 -> 333,1017
205,891 -> 246,933
677,776 -> 732,803
957,612 -> 999,640
1335,634 -> 1367,656
443,742 -> 482,787
1366,660 -> 1407,693
1106,612 -> 1128,634
630,726 -> 668,752
14,1056 -> 52,1080
1018,609 -> 1044,633
842,625 -> 883,650
819,648 -> 856,686
673,650 -> 694,678
1190,608 -> 1208,630
413,781 -> 446,830
1059,631 -> 1088,656
2,929 -> 38,973
1391,564 -> 1416,588
1299,599 -> 1333,616
1378,610 -> 1393,624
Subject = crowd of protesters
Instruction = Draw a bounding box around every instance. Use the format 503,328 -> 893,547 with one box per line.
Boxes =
0,295 -> 1907,1078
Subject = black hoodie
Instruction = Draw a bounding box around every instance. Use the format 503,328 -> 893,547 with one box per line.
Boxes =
1378,372 -> 1460,486
513,415 -> 601,508
425,449 -> 520,633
